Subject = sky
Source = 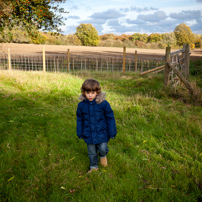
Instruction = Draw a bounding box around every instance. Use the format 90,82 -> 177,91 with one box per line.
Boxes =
60,0 -> 202,36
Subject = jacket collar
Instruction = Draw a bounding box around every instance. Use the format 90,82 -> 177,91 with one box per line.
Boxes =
78,92 -> 106,104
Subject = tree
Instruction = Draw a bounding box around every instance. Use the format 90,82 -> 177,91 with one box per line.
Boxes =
161,32 -> 176,46
131,33 -> 148,43
76,23 -> 99,46
194,34 -> 202,48
148,33 -> 162,43
0,0 -> 67,34
174,23 -> 195,46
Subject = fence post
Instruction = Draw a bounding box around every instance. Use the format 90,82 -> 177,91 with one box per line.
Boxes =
135,50 -> 137,71
67,49 -> 70,72
164,47 -> 171,88
184,44 -> 190,79
123,46 -> 126,74
43,46 -> 46,72
8,48 -> 11,70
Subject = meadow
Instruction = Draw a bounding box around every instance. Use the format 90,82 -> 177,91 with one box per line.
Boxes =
0,70 -> 202,202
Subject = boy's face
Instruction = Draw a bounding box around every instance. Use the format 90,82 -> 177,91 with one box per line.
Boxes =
85,91 -> 97,101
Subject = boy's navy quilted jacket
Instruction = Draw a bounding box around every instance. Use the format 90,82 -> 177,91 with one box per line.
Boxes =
76,92 -> 117,144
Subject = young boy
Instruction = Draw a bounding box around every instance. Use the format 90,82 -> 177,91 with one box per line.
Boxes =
76,79 -> 117,174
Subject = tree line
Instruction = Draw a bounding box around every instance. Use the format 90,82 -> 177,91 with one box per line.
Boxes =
1,23 -> 201,49
0,1 -> 201,49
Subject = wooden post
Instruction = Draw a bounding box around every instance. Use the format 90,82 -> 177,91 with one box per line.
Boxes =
123,46 -> 126,74
184,44 -> 190,79
135,50 -> 137,71
164,47 -> 171,88
8,48 -> 11,70
67,49 -> 70,72
43,46 -> 46,72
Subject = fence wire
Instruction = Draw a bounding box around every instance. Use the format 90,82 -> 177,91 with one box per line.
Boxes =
0,52 -> 164,73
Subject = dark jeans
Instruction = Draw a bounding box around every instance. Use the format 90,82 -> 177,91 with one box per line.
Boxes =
87,142 -> 109,169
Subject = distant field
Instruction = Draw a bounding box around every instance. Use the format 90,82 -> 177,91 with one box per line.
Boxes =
1,43 -> 202,60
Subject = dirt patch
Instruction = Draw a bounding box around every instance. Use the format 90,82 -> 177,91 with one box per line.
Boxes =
1,43 -> 202,61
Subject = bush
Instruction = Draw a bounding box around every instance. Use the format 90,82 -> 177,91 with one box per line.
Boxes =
98,39 -> 115,47
194,35 -> 202,48
31,32 -> 46,44
134,40 -> 146,48
100,34 -> 116,40
190,43 -> 195,49
0,27 -> 31,43
158,42 -> 167,49
123,39 -> 134,47
66,35 -> 81,45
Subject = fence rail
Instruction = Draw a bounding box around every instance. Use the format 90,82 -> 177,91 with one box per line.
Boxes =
0,46 -> 164,73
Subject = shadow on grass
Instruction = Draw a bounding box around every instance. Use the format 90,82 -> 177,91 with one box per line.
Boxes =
0,88 -> 88,200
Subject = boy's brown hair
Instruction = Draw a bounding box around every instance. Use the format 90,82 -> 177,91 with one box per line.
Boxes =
81,79 -> 101,95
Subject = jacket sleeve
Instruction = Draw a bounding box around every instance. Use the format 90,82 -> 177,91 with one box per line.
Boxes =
103,101 -> 117,138
76,104 -> 84,139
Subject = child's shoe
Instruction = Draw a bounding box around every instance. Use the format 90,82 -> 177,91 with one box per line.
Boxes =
87,168 -> 98,174
100,156 -> 108,167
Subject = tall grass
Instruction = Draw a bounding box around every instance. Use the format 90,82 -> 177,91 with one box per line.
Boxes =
0,71 -> 202,202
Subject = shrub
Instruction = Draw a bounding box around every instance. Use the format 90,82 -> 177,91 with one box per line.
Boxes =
190,43 -> 195,49
134,40 -> 146,48
66,35 -> 81,45
98,39 -> 114,47
194,35 -> 202,48
100,34 -> 116,40
158,42 -> 167,49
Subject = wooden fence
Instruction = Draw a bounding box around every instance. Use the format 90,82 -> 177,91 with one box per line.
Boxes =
0,46 -> 164,73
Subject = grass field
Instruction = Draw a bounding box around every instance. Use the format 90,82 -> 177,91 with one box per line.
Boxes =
0,70 -> 202,202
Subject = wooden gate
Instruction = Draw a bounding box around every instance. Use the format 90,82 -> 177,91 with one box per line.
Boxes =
140,44 -> 193,93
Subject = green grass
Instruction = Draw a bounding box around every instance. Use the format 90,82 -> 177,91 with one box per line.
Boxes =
0,70 -> 202,202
